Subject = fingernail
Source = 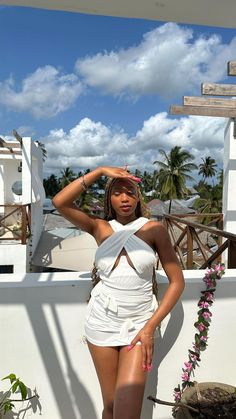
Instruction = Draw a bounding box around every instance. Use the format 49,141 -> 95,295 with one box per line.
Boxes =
127,345 -> 133,351
147,364 -> 153,372
142,364 -> 147,371
133,177 -> 141,182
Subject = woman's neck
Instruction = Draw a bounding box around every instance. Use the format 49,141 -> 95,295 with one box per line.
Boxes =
115,214 -> 138,225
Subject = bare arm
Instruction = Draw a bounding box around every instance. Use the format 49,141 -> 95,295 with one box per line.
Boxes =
131,222 -> 185,368
52,166 -> 139,236
144,222 -> 185,332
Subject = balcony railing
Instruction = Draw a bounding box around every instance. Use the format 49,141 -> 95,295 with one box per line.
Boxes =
163,213 -> 236,269
0,204 -> 31,244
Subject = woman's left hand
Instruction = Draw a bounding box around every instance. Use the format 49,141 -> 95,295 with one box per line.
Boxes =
129,328 -> 155,371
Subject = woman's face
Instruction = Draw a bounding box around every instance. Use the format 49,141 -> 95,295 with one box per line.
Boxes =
110,179 -> 139,218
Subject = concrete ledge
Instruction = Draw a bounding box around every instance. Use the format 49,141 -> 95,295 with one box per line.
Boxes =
0,269 -> 235,418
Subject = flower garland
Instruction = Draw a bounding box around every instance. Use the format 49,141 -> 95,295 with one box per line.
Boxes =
173,263 -> 225,414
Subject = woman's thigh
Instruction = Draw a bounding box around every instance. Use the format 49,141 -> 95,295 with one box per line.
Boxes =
114,345 -> 148,419
87,342 -> 120,407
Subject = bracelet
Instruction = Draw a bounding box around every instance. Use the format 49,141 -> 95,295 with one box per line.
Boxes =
79,176 -> 88,191
143,332 -> 154,340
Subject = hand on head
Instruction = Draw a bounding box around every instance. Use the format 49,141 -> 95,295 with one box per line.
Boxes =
101,166 -> 141,183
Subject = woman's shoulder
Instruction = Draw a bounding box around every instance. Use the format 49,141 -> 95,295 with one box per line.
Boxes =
144,219 -> 166,230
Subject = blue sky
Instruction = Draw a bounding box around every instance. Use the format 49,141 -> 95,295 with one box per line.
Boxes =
0,6 -> 236,176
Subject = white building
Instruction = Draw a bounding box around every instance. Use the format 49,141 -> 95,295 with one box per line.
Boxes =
0,136 -> 45,273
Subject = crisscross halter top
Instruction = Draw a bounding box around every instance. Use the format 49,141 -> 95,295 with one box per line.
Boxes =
95,217 -> 156,276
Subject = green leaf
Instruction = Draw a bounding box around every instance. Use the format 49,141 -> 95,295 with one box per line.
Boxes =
18,381 -> 27,400
2,373 -> 17,384
12,380 -> 19,393
3,401 -> 15,414
195,333 -> 201,345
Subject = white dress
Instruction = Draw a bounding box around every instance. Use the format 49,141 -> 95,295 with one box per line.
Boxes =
84,217 -> 158,346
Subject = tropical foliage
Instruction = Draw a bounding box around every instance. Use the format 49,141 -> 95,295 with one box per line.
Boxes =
43,148 -> 223,214
153,146 -> 197,212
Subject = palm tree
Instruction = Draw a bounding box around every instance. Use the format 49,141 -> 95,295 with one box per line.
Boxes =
153,146 -> 197,213
193,184 -> 222,215
59,167 -> 76,189
198,156 -> 217,184
43,174 -> 60,197
217,168 -> 223,188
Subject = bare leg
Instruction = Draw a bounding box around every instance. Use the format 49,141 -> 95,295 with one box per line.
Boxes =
87,342 -> 119,419
114,345 -> 147,419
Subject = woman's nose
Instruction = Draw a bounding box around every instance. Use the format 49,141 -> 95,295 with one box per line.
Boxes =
120,193 -> 129,201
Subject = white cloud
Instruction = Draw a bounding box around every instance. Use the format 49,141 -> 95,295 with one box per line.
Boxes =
42,113 -> 226,176
0,65 -> 84,118
76,22 -> 236,98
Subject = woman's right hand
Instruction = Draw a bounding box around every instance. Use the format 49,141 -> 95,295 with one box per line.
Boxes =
100,166 -> 141,182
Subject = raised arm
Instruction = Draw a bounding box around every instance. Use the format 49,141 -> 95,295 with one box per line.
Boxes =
52,166 -> 139,236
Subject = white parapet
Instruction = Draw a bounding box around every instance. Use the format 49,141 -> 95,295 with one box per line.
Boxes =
0,269 -> 235,419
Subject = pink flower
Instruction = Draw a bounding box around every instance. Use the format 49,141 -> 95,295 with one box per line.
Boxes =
192,342 -> 199,352
202,311 -> 212,320
205,279 -> 215,288
200,335 -> 208,342
215,264 -> 225,272
184,362 -> 193,371
199,301 -> 209,309
190,354 -> 198,362
181,372 -> 190,381
197,322 -> 206,332
174,390 -> 181,401
204,292 -> 214,301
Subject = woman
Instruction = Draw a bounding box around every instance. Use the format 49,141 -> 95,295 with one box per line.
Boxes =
53,166 -> 185,419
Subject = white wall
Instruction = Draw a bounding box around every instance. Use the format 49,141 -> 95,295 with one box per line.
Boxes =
223,119 -> 236,234
0,137 -> 45,273
0,269 -> 235,419
0,244 -> 27,273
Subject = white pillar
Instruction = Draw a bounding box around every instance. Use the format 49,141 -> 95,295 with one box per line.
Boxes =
223,119 -> 236,234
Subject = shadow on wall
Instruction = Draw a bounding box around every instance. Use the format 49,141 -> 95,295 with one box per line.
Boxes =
0,274 -> 187,419
0,279 -> 98,419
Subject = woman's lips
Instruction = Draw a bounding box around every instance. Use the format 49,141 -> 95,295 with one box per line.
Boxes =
120,205 -> 131,211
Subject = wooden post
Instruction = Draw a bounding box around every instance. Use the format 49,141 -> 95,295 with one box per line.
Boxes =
21,205 -> 27,245
187,226 -> 193,269
228,240 -> 236,268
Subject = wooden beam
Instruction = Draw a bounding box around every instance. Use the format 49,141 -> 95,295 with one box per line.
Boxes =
202,82 -> 236,96
13,129 -> 22,146
0,150 -> 22,155
183,96 -> 236,108
228,61 -> 236,76
0,137 -> 21,149
170,105 -> 236,118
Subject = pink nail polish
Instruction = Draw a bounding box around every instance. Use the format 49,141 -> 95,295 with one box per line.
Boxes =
133,177 -> 141,183
127,345 -> 133,351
